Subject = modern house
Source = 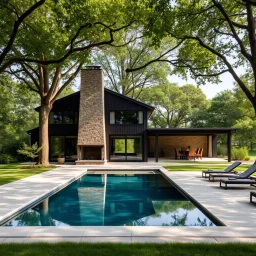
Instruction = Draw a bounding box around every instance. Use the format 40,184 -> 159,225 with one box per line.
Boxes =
28,66 -> 236,164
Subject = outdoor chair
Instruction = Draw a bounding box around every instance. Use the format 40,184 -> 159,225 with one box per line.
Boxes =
195,148 -> 203,159
174,148 -> 183,159
219,164 -> 256,189
188,148 -> 197,160
202,161 -> 242,178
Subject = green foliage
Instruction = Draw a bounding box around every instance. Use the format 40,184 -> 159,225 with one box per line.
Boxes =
0,154 -> 17,164
190,90 -> 242,128
232,147 -> 248,161
93,29 -> 171,98
114,139 -> 135,153
17,142 -> 42,161
140,82 -> 207,128
217,145 -> 227,157
0,75 -> 38,158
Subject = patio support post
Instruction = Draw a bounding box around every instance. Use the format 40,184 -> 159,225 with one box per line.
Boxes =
212,135 -> 217,157
155,133 -> 159,162
227,132 -> 232,162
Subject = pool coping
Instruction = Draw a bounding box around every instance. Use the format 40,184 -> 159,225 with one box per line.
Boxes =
0,165 -> 256,243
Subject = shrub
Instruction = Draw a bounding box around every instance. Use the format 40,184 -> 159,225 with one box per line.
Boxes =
217,144 -> 227,157
232,147 -> 248,160
17,142 -> 42,161
0,154 -> 17,164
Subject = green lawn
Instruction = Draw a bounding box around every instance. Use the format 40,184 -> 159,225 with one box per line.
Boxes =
0,242 -> 255,256
164,163 -> 252,172
0,164 -> 56,186
248,150 -> 256,161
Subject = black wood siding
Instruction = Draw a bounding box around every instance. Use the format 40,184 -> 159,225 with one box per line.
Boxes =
104,90 -> 149,161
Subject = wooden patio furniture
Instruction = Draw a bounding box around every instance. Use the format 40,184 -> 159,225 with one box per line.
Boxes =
188,148 -> 197,160
195,148 -> 203,159
174,148 -> 183,159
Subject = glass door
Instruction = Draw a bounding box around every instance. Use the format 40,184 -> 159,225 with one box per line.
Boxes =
110,137 -> 126,161
65,136 -> 78,161
110,136 -> 142,161
126,136 -> 142,161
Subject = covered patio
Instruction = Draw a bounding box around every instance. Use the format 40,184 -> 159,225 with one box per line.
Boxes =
147,128 -> 237,162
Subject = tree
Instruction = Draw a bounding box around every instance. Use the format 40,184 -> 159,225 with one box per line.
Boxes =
0,75 -> 39,157
0,0 -> 46,72
3,0 -> 143,165
140,83 -> 207,128
93,29 -> 171,98
190,90 -> 243,128
131,0 -> 256,115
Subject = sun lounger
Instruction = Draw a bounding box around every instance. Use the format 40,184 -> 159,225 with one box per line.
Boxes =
202,161 -> 241,178
219,164 -> 256,189
209,172 -> 242,182
250,191 -> 256,204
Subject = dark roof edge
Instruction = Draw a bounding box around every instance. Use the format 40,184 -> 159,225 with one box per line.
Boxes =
104,88 -> 155,111
147,128 -> 238,131
35,89 -> 154,112
147,127 -> 238,135
35,91 -> 80,112
27,127 -> 39,134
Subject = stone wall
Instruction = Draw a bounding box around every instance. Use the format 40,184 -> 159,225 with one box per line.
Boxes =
148,136 -> 208,157
77,68 -> 105,147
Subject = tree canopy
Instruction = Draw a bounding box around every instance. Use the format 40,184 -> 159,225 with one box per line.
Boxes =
134,0 -> 256,114
93,29 -> 172,98
140,83 -> 207,128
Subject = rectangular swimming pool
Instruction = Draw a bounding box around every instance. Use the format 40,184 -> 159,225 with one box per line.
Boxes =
3,171 -> 221,226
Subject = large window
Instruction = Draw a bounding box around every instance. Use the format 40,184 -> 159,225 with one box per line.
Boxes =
49,111 -> 78,124
110,111 -> 143,124
110,136 -> 142,161
50,136 -> 77,161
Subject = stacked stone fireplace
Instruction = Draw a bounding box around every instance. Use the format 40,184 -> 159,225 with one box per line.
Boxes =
76,66 -> 106,165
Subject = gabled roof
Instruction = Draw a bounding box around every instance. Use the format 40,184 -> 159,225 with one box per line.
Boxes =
35,89 -> 155,112
104,88 -> 155,111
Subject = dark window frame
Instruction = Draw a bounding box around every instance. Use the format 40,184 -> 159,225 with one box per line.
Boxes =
109,110 -> 143,125
49,111 -> 79,125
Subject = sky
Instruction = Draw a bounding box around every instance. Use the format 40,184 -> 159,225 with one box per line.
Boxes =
169,72 -> 236,99
74,67 -> 237,99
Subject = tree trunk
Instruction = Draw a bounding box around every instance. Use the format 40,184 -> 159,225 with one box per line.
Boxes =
39,102 -> 51,165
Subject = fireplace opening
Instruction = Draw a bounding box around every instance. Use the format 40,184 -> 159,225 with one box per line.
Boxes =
81,146 -> 103,160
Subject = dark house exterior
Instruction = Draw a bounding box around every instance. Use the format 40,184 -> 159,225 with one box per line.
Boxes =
28,66 -> 236,163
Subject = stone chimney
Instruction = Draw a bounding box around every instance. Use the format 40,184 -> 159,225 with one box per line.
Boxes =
76,66 -> 106,164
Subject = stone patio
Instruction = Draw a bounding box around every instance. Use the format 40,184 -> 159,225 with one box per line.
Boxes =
0,163 -> 256,243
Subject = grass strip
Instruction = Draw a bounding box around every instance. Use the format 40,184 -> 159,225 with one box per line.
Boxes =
164,164 -> 252,172
0,242 -> 256,256
0,164 -> 56,186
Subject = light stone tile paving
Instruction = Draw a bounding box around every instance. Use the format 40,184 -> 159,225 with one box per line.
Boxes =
0,163 -> 256,243
80,237 -> 132,243
83,226 -> 132,237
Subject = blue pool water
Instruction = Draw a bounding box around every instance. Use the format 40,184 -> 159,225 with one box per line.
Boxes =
4,173 -> 219,226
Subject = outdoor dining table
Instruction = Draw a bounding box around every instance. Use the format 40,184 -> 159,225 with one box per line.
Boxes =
179,149 -> 189,159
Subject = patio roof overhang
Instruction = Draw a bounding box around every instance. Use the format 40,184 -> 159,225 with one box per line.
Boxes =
147,128 -> 238,136
147,128 -> 237,163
